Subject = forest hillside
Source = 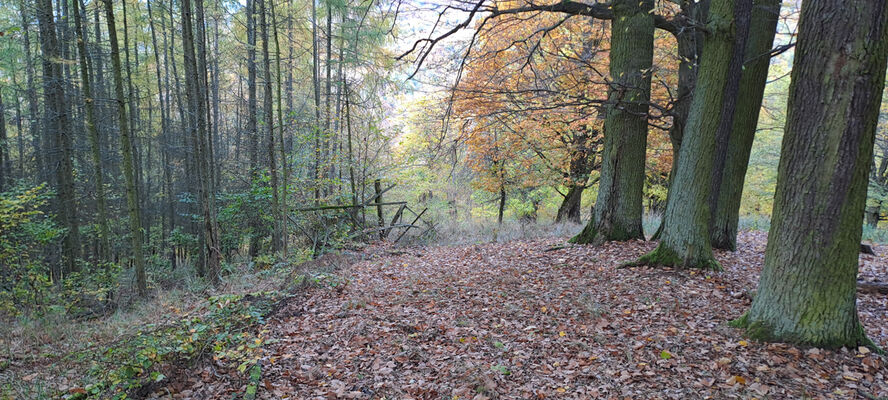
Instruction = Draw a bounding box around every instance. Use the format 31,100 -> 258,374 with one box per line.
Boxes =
1,0 -> 888,398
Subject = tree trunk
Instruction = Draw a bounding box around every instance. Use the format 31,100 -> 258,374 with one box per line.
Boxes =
21,0 -> 43,185
74,0 -> 112,262
865,203 -> 881,227
311,0 -> 321,201
651,0 -> 709,241
571,0 -> 653,244
709,0 -> 779,251
103,0 -> 147,296
733,0 -> 888,350
37,0 -> 81,277
246,0 -> 260,258
556,184 -> 584,224
497,184 -> 506,225
271,2 -> 289,255
374,179 -> 385,239
636,0 -> 749,270
182,0 -> 222,285
0,89 -> 8,193
259,0 -> 282,254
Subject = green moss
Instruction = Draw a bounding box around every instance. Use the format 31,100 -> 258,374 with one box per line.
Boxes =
627,243 -> 723,271
731,313 -> 884,354
630,244 -> 683,267
730,313 -> 777,342
570,215 -> 643,245
569,218 -> 598,244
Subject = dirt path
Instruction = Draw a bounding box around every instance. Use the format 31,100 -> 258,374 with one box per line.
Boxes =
162,232 -> 888,399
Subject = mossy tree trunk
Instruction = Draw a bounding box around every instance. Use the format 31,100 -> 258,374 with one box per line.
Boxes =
259,0 -> 283,254
556,129 -> 594,224
37,0 -> 81,278
246,0 -> 261,258
556,184 -> 584,224
637,0 -> 749,270
104,0 -> 147,296
0,92 -> 7,193
710,0 -> 780,250
734,0 -> 888,350
571,0 -> 654,245
651,0 -> 709,241
74,0 -> 112,262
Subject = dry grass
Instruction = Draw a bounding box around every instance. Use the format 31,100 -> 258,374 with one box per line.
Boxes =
407,219 -> 584,246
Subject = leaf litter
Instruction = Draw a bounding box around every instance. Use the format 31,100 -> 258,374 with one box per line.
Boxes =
155,231 -> 888,399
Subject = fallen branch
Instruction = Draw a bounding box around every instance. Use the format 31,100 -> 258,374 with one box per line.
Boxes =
858,281 -> 888,295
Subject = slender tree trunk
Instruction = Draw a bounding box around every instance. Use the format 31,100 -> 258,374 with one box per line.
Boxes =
497,184 -> 506,225
734,0 -> 888,349
571,0 -> 654,244
311,0 -> 321,201
147,0 -> 176,264
635,0 -> 750,270
271,1 -> 289,255
374,178 -> 385,239
103,0 -> 147,295
74,0 -> 111,262
182,0 -> 222,285
13,79 -> 24,180
323,0 -> 333,187
246,0 -> 260,257
37,0 -> 81,277
259,0 -> 282,254
21,0 -> 43,184
345,83 -> 357,207
709,0 -> 780,250
0,90 -> 8,193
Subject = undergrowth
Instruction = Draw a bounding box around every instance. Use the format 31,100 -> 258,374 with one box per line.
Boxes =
0,247 -> 350,400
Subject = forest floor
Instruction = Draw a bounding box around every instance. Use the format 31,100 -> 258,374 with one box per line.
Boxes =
152,231 -> 888,399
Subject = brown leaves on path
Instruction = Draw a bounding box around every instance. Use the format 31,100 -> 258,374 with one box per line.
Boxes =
168,231 -> 888,399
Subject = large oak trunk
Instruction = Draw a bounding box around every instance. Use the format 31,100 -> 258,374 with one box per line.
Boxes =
710,0 -> 780,251
734,0 -> 888,349
637,0 -> 749,270
571,0 -> 653,244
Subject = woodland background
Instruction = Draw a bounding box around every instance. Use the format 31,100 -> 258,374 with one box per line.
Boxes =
1,0 -> 888,397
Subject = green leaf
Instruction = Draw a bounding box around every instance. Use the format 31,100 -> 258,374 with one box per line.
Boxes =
491,365 -> 510,375
659,350 -> 672,360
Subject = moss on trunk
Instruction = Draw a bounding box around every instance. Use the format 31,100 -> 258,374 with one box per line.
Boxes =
710,0 -> 780,251
737,0 -> 888,350
635,0 -> 742,269
572,0 -> 653,245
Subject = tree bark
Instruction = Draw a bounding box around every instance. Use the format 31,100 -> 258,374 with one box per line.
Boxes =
271,1 -> 289,255
571,0 -> 653,244
636,0 -> 748,270
374,179 -> 385,239
556,129 -> 593,224
734,0 -> 888,350
103,0 -> 147,296
556,184 -> 584,224
0,89 -> 8,193
37,0 -> 81,277
21,0 -> 44,185
74,0 -> 112,262
710,0 -> 779,251
311,0 -> 321,201
181,0 -> 222,285
651,0 -> 709,241
246,0 -> 261,257
259,0 -> 282,254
